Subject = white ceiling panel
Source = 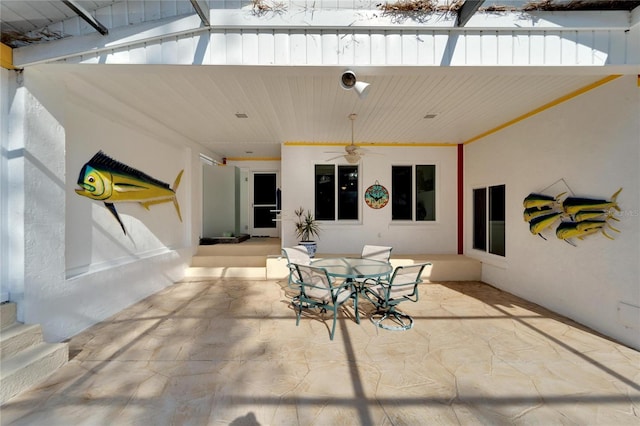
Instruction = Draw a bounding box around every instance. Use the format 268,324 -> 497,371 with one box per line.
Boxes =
44,64 -> 614,159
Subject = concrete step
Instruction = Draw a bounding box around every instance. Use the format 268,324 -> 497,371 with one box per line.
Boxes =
1,323 -> 43,360
196,244 -> 280,257
191,255 -> 267,268
187,249 -> 481,282
183,266 -> 267,280
1,303 -> 17,330
393,254 -> 482,282
0,341 -> 68,404
268,254 -> 482,282
0,302 -> 69,404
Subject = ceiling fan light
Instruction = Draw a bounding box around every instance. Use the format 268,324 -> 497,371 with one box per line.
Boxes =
345,153 -> 361,163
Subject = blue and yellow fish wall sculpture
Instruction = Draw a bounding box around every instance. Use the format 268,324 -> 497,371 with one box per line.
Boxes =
75,151 -> 184,235
522,192 -> 565,210
562,188 -> 622,216
555,220 -> 620,243
522,187 -> 622,245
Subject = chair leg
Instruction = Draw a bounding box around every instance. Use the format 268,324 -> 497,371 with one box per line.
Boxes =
353,293 -> 360,324
329,308 -> 337,340
294,299 -> 302,326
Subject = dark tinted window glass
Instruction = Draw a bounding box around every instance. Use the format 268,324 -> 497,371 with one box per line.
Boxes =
473,188 -> 487,251
254,207 -> 276,228
416,165 -> 435,221
253,173 -> 276,204
315,165 -> 335,220
392,166 -> 412,220
338,166 -> 358,220
489,184 -> 505,256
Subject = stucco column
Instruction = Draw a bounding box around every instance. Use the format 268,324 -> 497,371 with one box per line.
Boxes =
5,67 -> 66,331
4,69 -> 26,311
0,68 -> 13,303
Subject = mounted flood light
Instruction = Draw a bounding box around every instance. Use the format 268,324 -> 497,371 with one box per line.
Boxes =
340,70 -> 370,100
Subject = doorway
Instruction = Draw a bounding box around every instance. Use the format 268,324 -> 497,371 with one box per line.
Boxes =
249,172 -> 280,237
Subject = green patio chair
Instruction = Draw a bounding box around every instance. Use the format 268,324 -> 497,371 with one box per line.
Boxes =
291,263 -> 359,340
361,262 -> 430,331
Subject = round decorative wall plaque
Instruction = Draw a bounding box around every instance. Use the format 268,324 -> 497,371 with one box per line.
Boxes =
364,181 -> 389,209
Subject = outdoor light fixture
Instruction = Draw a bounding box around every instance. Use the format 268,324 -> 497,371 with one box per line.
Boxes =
340,70 -> 370,100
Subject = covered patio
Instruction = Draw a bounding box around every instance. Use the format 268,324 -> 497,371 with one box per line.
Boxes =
1,0 -> 639,415
2,277 -> 638,425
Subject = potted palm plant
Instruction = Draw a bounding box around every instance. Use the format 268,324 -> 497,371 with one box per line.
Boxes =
294,206 -> 321,258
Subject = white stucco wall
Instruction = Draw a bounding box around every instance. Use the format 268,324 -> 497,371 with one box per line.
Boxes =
465,75 -> 640,350
0,68 -> 9,302
2,67 -> 67,339
2,66 -> 210,342
281,144 -> 458,254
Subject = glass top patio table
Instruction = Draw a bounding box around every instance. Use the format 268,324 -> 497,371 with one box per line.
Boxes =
311,257 -> 392,280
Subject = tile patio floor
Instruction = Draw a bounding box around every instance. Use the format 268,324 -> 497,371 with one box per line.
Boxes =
1,278 -> 639,425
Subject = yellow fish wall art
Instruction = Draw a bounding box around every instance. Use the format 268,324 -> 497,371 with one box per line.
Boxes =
523,186 -> 623,246
75,151 -> 183,235
562,188 -> 622,216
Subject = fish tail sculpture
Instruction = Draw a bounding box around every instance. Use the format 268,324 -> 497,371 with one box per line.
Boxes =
75,151 -> 184,235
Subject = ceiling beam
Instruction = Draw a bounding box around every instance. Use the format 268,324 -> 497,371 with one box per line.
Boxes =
190,0 -> 211,26
456,0 -> 485,27
62,0 -> 109,35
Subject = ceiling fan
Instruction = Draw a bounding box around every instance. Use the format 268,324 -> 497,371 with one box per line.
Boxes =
325,113 -> 369,164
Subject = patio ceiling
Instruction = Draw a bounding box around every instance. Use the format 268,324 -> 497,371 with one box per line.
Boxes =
43,63 -> 616,159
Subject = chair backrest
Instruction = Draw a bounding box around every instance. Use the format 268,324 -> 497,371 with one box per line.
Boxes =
361,245 -> 392,262
282,246 -> 311,285
293,264 -> 333,302
385,263 -> 430,301
282,246 -> 311,265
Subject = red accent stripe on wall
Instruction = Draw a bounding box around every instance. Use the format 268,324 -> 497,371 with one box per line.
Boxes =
457,144 -> 464,254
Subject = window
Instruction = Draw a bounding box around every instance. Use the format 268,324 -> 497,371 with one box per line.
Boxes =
391,165 -> 436,221
315,164 -> 359,221
473,184 -> 505,256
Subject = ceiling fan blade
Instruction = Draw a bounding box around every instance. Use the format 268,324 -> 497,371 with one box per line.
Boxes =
325,155 -> 345,161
